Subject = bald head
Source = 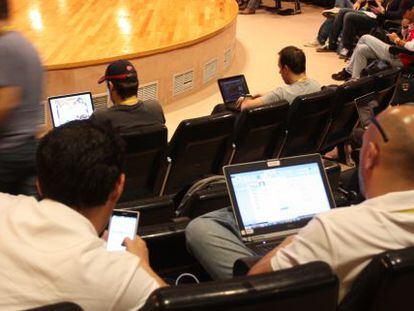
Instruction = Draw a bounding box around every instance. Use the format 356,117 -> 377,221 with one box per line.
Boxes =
359,105 -> 414,198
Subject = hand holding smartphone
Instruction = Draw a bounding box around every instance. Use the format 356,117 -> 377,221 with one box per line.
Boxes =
107,210 -> 140,251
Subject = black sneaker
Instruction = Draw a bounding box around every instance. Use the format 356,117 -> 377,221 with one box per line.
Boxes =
332,68 -> 352,81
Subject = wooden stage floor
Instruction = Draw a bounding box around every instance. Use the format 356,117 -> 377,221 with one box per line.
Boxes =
11,0 -> 238,70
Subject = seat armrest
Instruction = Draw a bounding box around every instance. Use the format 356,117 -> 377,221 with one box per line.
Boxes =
389,45 -> 414,56
233,256 -> 263,276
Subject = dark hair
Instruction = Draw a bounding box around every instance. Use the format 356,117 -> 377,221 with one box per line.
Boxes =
36,120 -> 125,208
278,46 -> 306,74
108,77 -> 139,101
0,0 -> 9,20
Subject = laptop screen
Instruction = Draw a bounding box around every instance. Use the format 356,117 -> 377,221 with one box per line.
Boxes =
218,75 -> 249,104
226,158 -> 333,236
48,92 -> 95,127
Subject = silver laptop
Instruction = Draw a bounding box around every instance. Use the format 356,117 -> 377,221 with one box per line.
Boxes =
223,154 -> 336,252
48,92 -> 95,128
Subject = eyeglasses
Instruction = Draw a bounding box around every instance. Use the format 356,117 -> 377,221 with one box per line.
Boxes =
369,115 -> 389,143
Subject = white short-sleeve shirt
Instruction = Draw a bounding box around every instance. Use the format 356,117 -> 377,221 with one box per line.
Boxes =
270,190 -> 414,301
0,193 -> 160,310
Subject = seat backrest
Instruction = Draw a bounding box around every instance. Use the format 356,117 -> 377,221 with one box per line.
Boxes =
25,303 -> 82,311
279,88 -> 335,157
119,125 -> 168,202
339,246 -> 414,311
141,261 -> 338,311
231,101 -> 289,163
116,195 -> 175,226
162,113 -> 235,195
320,77 -> 374,152
373,67 -> 400,114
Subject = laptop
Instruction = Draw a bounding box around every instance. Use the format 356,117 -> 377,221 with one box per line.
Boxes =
354,91 -> 377,128
48,92 -> 95,128
223,154 -> 336,254
217,75 -> 250,111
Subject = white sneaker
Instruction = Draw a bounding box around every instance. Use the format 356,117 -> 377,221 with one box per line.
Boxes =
339,48 -> 349,59
304,39 -> 323,48
322,7 -> 340,18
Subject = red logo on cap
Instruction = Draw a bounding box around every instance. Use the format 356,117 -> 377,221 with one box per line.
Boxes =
126,65 -> 133,71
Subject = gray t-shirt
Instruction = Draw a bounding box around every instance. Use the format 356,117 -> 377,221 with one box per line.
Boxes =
91,99 -> 165,132
0,31 -> 43,152
261,78 -> 321,105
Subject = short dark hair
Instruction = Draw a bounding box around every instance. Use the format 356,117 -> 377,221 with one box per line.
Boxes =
108,77 -> 139,101
278,46 -> 306,74
0,0 -> 9,20
36,120 -> 125,208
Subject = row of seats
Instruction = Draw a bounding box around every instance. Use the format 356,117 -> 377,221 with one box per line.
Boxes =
27,245 -> 414,310
119,68 -> 400,203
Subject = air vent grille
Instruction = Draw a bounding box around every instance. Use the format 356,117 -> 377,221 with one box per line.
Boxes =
92,93 -> 109,111
138,81 -> 159,101
173,69 -> 194,96
203,58 -> 218,84
224,48 -> 233,69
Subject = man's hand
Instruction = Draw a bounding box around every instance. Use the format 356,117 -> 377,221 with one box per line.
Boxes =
123,236 -> 149,263
235,96 -> 246,110
370,6 -> 385,14
387,32 -> 400,43
353,1 -> 361,10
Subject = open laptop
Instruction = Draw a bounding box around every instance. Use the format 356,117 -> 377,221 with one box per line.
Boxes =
217,75 -> 250,111
48,92 -> 95,127
223,154 -> 336,254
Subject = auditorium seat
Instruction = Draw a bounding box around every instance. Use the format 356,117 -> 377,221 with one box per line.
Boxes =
25,303 -> 82,311
116,196 -> 175,226
160,113 -> 235,195
119,125 -> 168,202
279,88 -> 336,158
140,261 -> 338,311
372,67 -> 400,114
229,101 -> 289,164
339,246 -> 414,311
319,76 -> 375,155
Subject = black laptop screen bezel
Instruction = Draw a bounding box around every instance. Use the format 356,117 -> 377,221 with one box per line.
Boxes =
223,154 -> 336,239
217,75 -> 250,105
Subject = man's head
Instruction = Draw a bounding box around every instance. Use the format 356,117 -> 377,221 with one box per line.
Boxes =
359,106 -> 414,199
0,0 -> 9,21
36,120 -> 125,231
98,59 -> 139,105
278,46 -> 306,84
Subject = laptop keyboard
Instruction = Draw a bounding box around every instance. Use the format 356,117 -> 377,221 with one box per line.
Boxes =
248,241 -> 280,255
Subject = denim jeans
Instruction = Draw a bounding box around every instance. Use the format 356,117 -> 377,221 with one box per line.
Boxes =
185,208 -> 255,279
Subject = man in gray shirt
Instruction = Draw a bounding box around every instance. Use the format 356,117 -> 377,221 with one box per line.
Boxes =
92,59 -> 165,132
237,46 -> 321,111
0,0 -> 43,195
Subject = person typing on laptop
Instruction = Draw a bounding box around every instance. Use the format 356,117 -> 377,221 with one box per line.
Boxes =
212,46 -> 320,114
186,105 -> 414,302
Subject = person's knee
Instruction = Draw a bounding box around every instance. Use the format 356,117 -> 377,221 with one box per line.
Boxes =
359,34 -> 372,44
185,217 -> 214,248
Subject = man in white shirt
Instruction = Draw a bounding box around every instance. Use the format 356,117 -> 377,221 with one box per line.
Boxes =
0,120 -> 165,310
186,105 -> 414,302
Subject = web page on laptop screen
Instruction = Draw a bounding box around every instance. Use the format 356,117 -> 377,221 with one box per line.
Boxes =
230,163 -> 331,230
221,78 -> 247,103
50,93 -> 94,127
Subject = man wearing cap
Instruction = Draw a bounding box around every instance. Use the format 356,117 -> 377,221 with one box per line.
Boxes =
92,59 -> 165,132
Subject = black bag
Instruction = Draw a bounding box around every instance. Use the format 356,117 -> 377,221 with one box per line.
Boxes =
361,60 -> 392,77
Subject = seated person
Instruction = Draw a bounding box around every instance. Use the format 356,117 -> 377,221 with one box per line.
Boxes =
213,46 -> 320,114
186,105 -> 414,302
332,7 -> 414,80
92,59 -> 165,132
239,0 -> 261,14
0,120 -> 165,310
321,0 -> 411,57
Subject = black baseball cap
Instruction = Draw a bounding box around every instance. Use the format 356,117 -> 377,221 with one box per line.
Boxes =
98,59 -> 138,84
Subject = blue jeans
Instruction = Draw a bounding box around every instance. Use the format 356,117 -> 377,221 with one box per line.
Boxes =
186,208 -> 255,280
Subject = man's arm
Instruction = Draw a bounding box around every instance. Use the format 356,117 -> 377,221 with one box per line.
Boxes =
0,86 -> 21,125
238,96 -> 264,111
248,235 -> 295,275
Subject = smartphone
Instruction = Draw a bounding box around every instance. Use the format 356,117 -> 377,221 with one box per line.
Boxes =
107,210 -> 140,251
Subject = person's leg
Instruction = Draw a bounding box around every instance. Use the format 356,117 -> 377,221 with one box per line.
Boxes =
334,0 -> 354,8
329,8 -> 354,50
318,18 -> 334,45
346,35 -> 401,78
186,208 -> 256,280
247,0 -> 261,9
341,13 -> 377,50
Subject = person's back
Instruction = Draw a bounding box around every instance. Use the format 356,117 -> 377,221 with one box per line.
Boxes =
0,120 -> 164,310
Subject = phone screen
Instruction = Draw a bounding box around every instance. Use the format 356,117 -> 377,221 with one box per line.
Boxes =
107,210 -> 139,251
